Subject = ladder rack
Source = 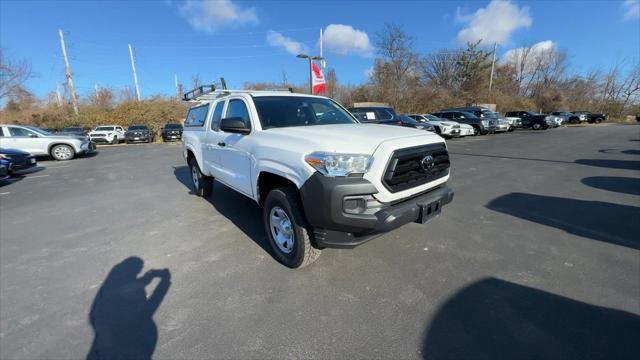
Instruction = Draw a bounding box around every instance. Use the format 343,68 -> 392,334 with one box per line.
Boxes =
182,84 -> 294,102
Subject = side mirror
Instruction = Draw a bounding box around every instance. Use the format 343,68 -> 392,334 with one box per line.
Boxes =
220,117 -> 250,135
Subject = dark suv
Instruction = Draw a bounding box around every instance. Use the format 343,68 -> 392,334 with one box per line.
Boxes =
572,111 -> 607,123
161,123 -> 183,142
125,125 -> 155,143
505,111 -> 552,130
430,110 -> 491,135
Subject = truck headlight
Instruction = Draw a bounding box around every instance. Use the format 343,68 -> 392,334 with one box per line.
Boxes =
304,152 -> 371,177
481,120 -> 489,126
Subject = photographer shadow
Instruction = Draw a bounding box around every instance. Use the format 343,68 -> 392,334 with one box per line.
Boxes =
87,257 -> 171,360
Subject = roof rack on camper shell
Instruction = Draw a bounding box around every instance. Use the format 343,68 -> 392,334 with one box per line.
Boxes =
182,84 -> 294,102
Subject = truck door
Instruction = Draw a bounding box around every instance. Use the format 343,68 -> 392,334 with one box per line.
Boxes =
202,101 -> 226,178
217,98 -> 254,197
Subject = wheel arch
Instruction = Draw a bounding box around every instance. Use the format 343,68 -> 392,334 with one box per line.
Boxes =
256,170 -> 302,206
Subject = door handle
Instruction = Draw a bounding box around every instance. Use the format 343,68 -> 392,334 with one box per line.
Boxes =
217,142 -> 226,147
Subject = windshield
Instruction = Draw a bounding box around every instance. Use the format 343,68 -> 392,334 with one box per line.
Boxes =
96,126 -> 114,131
128,125 -> 148,130
253,96 -> 357,129
164,124 -> 182,129
25,126 -> 52,135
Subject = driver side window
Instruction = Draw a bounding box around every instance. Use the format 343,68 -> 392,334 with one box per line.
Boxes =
8,127 -> 36,137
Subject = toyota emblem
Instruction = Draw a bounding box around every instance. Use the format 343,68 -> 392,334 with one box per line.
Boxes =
421,155 -> 435,170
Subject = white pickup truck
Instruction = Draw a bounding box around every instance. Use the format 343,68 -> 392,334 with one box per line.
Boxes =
182,86 -> 454,268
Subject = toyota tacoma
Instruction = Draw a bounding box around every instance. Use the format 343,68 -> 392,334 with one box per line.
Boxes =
181,86 -> 454,268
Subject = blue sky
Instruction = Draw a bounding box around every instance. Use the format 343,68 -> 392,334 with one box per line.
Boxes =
1,0 -> 639,99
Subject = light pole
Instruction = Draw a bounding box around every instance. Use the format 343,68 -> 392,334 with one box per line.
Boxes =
296,53 -> 324,94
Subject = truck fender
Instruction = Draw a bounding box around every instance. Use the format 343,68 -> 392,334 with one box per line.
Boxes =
253,159 -> 308,196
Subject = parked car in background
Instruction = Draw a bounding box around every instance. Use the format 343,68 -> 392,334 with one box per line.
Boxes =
572,111 -> 607,123
0,125 -> 95,160
545,114 -> 563,127
396,115 -> 436,131
125,125 -> 155,144
430,110 -> 494,135
407,114 -> 461,138
504,111 -> 553,130
458,123 -> 476,136
57,126 -> 88,136
89,125 -> 126,144
0,162 -> 8,181
493,112 -> 521,131
348,105 -> 401,125
0,148 -> 37,173
161,123 -> 184,142
550,111 -> 581,124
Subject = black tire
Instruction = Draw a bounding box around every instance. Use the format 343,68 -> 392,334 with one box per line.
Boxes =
434,126 -> 441,135
532,122 -> 542,130
471,125 -> 480,136
595,117 -> 603,123
50,144 -> 75,161
263,186 -> 321,268
188,158 -> 212,197
111,136 -> 118,145
126,140 -> 131,144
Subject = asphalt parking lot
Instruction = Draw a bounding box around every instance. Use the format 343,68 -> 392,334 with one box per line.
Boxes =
1,125 -> 639,359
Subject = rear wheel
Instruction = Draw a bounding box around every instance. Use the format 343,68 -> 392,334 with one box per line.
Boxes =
50,144 -> 75,161
189,158 -> 212,197
595,117 -> 603,123
263,186 -> 321,268
532,122 -> 542,130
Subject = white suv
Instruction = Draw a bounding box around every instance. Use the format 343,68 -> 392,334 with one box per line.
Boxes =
182,87 -> 454,268
88,125 -> 126,145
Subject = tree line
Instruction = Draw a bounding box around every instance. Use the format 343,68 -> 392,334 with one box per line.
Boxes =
1,23 -> 638,130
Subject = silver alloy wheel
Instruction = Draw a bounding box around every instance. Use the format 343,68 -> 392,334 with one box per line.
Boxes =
533,123 -> 541,130
269,206 -> 294,254
53,145 -> 72,160
191,165 -> 199,190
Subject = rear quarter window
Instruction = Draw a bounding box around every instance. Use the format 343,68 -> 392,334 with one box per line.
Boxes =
184,104 -> 210,127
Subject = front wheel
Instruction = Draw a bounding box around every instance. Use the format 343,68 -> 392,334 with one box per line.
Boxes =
471,125 -> 480,136
111,136 -> 118,145
50,144 -> 75,161
189,158 -> 212,197
595,118 -> 603,123
532,122 -> 542,130
263,187 -> 321,268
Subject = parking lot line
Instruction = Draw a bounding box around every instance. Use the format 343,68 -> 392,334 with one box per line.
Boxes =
0,192 -> 10,195
25,174 -> 50,179
45,165 -> 71,169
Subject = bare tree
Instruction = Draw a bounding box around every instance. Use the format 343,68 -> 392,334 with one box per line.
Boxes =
326,68 -> 337,98
0,49 -> 33,102
191,74 -> 202,89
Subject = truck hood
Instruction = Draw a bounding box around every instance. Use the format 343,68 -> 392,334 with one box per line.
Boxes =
261,124 -> 441,154
89,130 -> 114,135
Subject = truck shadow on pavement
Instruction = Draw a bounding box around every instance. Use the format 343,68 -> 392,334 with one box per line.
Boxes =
486,192 -> 640,250
581,176 -> 640,196
173,166 -> 274,258
87,257 -> 171,360
422,278 -> 640,360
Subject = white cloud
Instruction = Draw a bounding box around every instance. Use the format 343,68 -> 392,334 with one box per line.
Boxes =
266,30 -> 306,55
501,40 -> 556,72
323,24 -> 372,56
622,0 -> 640,21
456,0 -> 532,45
178,0 -> 258,33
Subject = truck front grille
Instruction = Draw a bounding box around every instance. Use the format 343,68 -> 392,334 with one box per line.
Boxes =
382,144 -> 450,193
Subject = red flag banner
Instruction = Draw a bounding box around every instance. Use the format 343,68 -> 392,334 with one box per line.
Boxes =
311,61 -> 326,95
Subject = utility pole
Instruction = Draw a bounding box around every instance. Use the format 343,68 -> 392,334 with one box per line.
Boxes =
128,43 -> 141,102
489,42 -> 497,93
55,82 -> 63,108
58,29 -> 79,115
174,73 -> 181,99
320,28 -> 326,68
94,82 -> 99,97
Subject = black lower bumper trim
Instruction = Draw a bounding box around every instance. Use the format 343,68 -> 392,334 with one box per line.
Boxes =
299,172 -> 453,249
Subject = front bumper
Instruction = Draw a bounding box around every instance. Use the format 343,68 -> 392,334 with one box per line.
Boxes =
125,134 -> 151,142
79,142 -> 96,154
440,127 -> 461,137
162,133 -> 182,140
299,173 -> 454,248
7,156 -> 37,172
